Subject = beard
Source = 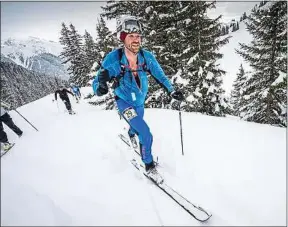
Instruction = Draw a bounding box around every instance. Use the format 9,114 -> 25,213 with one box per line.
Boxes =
127,42 -> 140,54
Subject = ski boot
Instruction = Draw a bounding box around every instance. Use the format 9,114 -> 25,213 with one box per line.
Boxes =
129,134 -> 138,149
2,142 -> 13,152
145,161 -> 164,184
68,110 -> 75,115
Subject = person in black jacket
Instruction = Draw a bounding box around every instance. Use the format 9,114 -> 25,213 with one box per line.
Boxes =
0,101 -> 23,152
54,86 -> 75,114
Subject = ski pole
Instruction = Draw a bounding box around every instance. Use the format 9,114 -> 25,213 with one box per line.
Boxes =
56,100 -> 60,112
109,92 -> 121,120
14,109 -> 39,132
178,102 -> 184,156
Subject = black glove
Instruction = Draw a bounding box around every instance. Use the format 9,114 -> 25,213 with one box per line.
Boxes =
170,90 -> 184,101
97,83 -> 109,96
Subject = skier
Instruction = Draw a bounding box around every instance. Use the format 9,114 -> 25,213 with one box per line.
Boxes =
93,16 -> 184,181
54,85 -> 75,114
70,83 -> 81,103
0,101 -> 23,152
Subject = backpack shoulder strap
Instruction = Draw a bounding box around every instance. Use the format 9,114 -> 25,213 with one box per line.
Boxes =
118,47 -> 124,61
117,48 -> 126,77
139,49 -> 145,62
139,48 -> 150,73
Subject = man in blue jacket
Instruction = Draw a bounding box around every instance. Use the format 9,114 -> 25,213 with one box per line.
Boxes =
94,16 -> 183,181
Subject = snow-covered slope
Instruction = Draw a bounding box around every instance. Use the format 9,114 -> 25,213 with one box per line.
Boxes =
218,20 -> 252,96
1,36 -> 69,79
1,87 -> 286,226
217,1 -> 273,96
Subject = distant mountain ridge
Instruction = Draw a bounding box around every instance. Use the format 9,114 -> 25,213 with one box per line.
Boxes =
1,36 -> 69,80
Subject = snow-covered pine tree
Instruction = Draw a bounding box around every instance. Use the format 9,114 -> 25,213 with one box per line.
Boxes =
236,1 -> 287,127
54,76 -> 60,87
95,16 -> 118,60
230,64 -> 247,116
142,2 -> 182,73
259,0 -> 268,8
68,24 -> 89,86
174,1 -> 230,116
59,22 -> 73,70
89,16 -> 119,110
82,30 -> 100,86
225,24 -> 229,34
59,22 -> 88,86
259,1 -> 263,8
221,26 -> 226,35
142,2 -> 186,109
242,12 -> 247,20
83,30 -> 98,72
101,1 -> 146,20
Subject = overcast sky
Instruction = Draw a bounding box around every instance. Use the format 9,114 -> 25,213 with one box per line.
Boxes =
1,1 -> 257,42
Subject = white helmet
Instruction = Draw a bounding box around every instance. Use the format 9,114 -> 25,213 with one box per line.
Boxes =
70,83 -> 75,87
116,15 -> 142,41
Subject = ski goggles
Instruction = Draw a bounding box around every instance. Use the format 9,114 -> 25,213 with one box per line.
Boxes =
117,19 -> 142,34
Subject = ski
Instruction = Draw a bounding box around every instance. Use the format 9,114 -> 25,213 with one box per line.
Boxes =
1,143 -> 15,157
118,133 -> 132,148
130,158 -> 212,222
119,133 -> 212,221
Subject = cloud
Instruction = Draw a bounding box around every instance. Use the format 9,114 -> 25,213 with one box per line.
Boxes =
2,1 -> 258,42
1,2 -> 107,42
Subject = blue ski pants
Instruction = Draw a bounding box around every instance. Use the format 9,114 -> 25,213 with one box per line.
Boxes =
116,98 -> 153,164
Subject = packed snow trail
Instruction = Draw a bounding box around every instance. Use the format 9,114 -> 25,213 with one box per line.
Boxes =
1,89 -> 286,226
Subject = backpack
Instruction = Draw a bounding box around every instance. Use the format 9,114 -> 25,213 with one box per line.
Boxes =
97,48 -> 150,88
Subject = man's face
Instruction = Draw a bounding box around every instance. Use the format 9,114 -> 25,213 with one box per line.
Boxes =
124,33 -> 141,53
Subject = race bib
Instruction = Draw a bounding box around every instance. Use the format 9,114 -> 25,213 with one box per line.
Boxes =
123,107 -> 137,121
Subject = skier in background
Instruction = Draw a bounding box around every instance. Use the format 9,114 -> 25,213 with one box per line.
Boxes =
70,83 -> 81,103
54,86 -> 75,115
93,16 -> 184,182
0,101 -> 23,152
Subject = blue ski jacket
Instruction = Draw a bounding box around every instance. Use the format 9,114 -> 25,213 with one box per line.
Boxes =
71,86 -> 80,93
93,48 -> 174,107
92,75 -> 99,95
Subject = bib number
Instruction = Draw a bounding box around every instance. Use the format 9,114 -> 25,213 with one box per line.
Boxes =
123,107 -> 137,121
